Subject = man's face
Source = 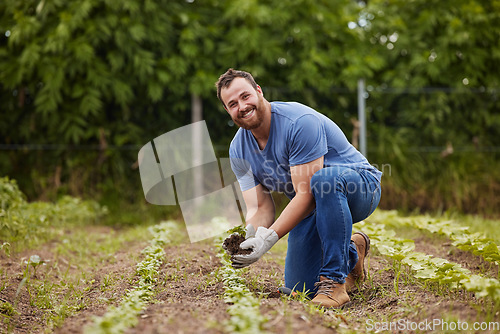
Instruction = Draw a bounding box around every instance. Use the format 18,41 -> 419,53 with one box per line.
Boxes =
220,77 -> 266,130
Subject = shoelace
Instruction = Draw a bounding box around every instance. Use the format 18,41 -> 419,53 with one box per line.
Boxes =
314,279 -> 338,297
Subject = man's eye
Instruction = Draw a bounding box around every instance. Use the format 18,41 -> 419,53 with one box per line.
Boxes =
242,94 -> 249,99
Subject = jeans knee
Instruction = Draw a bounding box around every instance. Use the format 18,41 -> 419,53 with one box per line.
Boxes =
310,169 -> 324,188
310,168 -> 346,197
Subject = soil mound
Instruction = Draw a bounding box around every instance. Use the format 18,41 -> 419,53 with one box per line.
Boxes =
223,234 -> 253,255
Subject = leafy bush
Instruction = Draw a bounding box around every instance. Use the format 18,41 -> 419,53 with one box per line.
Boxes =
0,177 -> 26,210
0,177 -> 107,251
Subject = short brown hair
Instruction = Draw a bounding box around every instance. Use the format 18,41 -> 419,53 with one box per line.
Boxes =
215,68 -> 258,106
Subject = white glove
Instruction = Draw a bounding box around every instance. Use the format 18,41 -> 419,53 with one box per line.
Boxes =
244,224 -> 256,239
232,226 -> 279,269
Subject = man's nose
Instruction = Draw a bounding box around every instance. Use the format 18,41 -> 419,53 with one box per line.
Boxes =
237,100 -> 245,111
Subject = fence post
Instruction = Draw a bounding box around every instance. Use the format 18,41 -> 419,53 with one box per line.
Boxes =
357,79 -> 367,157
191,93 -> 203,203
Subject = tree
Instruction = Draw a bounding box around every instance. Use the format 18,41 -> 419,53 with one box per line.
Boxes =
0,0 -> 184,196
358,0 -> 500,146
1,0 -> 499,214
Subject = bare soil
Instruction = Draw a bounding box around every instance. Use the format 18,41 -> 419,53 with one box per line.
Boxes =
222,234 -> 252,255
0,226 -> 144,334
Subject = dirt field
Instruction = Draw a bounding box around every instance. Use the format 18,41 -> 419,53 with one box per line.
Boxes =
1,222 -> 498,333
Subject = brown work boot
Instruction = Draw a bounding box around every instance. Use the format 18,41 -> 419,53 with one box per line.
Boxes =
311,276 -> 350,308
345,231 -> 370,293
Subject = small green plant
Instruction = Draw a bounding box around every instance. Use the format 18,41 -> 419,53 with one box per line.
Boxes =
19,255 -> 45,306
26,255 -> 46,278
289,285 -> 311,304
220,263 -> 267,333
0,242 -> 11,257
0,300 -> 17,317
100,275 -> 113,292
227,224 -> 247,238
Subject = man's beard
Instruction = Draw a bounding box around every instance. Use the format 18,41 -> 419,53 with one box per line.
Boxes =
232,96 -> 266,130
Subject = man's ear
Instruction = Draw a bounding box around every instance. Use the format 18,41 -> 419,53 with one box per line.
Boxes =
256,85 -> 263,95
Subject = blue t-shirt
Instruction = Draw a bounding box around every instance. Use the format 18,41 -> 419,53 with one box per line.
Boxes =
229,102 -> 382,199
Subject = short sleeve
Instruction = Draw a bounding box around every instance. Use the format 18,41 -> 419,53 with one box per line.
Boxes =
229,146 -> 259,191
288,114 -> 327,166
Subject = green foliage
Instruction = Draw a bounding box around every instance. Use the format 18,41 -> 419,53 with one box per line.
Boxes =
0,0 -> 499,216
0,242 -> 10,257
227,224 -> 247,238
0,300 -> 17,317
363,0 -> 500,89
349,0 -> 500,215
371,210 -> 500,266
0,177 -> 107,251
357,218 -> 500,305
0,177 -> 26,209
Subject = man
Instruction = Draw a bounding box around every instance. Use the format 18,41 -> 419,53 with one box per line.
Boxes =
216,68 -> 382,308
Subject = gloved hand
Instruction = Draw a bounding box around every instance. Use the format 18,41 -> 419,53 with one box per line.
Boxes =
232,226 -> 279,269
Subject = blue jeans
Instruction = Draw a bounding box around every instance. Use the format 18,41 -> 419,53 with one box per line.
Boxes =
284,166 -> 381,294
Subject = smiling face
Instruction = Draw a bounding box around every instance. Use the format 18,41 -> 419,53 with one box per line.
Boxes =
220,77 -> 267,130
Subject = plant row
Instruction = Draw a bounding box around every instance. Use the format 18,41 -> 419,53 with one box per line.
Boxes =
216,227 -> 267,334
370,211 -> 500,267
355,221 -> 500,305
85,221 -> 179,334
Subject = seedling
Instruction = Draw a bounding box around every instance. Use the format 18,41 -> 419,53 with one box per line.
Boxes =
0,242 -> 11,257
26,255 -> 46,278
0,300 -> 17,317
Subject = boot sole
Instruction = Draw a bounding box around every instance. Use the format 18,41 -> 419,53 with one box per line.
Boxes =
311,299 -> 352,309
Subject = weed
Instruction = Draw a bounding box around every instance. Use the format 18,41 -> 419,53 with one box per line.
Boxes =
0,242 -> 10,257
26,255 -> 46,278
35,282 -> 54,309
100,275 -> 113,292
0,300 -> 17,317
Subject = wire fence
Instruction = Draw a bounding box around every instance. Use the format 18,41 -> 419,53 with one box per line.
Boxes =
1,144 -> 499,153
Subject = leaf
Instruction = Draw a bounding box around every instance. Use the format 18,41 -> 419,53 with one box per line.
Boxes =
29,254 -> 41,264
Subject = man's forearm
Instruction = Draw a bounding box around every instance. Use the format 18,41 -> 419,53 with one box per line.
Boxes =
245,204 -> 275,229
241,184 -> 276,230
270,192 -> 315,238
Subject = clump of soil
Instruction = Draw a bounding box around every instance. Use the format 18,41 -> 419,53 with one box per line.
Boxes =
223,234 -> 253,255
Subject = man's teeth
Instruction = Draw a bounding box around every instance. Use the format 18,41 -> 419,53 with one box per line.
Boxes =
241,109 -> 255,119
